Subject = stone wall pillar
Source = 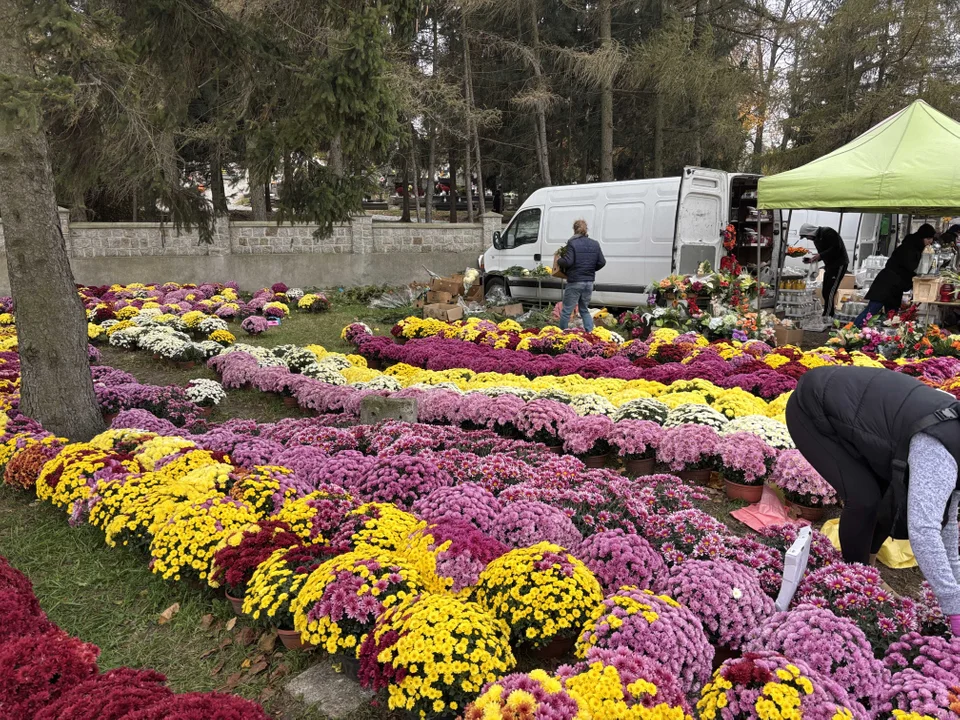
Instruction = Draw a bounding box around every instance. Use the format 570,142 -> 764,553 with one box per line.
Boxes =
480,212 -> 503,251
351,214 -> 374,255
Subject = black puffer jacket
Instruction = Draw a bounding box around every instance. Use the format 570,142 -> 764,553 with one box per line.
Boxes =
865,234 -> 927,309
812,227 -> 849,268
558,235 -> 606,283
792,366 -> 960,482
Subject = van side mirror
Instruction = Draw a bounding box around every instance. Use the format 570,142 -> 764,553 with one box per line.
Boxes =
492,230 -> 502,249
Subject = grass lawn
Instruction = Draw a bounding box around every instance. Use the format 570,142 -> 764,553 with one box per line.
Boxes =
0,488 -> 391,719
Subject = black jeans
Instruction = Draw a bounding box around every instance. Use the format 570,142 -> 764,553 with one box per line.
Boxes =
786,393 -> 892,562
821,263 -> 847,317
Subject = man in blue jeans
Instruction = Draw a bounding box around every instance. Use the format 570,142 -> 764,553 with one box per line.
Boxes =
557,219 -> 606,332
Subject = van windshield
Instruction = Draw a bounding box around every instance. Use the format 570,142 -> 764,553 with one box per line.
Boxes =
502,209 -> 541,249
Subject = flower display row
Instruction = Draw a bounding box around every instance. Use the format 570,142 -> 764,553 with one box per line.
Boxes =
830,317 -> 960,360
355,321 -> 960,399
0,554 -> 271,720
3,377 -> 953,716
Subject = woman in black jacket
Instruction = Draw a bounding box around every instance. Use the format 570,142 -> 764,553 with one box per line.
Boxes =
854,223 -> 936,326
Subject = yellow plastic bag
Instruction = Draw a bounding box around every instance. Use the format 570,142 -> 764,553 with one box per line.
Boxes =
820,518 -> 918,569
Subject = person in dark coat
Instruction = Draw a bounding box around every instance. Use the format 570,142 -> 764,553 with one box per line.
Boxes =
855,223 -> 937,326
787,366 -> 960,632
557,219 -> 606,332
799,224 -> 849,317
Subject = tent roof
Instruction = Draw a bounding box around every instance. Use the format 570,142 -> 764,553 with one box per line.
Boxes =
758,100 -> 960,213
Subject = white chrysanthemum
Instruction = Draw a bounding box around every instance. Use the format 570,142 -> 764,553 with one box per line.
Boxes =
185,378 -> 227,406
570,393 -> 616,417
720,414 -> 794,449
534,388 -> 573,404
612,398 -> 670,424
300,362 -> 346,385
354,376 -> 403,392
663,403 -> 729,430
475,386 -> 537,401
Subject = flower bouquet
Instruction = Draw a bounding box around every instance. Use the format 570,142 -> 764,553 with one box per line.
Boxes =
297,293 -> 330,313
745,604 -> 888,710
697,651 -> 865,720
208,520 -> 302,605
656,424 -> 721,483
242,543 -> 332,642
796,563 -> 918,656
577,528 -> 667,593
240,316 -> 268,336
558,415 -> 614,465
769,449 -> 838,518
576,586 -> 713,694
658,558 -> 774,651
607,419 -> 661,475
472,542 -> 603,651
786,246 -> 809,258
464,669 -> 583,720
716,432 -> 776,502
290,547 -> 425,657
358,594 -> 516,718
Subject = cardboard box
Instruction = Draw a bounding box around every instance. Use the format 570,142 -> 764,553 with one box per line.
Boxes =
414,298 -> 425,309
491,303 -> 524,318
775,326 -> 804,347
426,290 -> 453,304
465,283 -> 484,302
839,273 -> 856,290
430,274 -> 466,297
423,303 -> 464,322
913,276 -> 941,303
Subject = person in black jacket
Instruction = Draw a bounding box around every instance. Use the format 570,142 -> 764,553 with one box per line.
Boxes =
557,219 -> 606,332
854,223 -> 937,326
799,224 -> 849,317
787,366 -> 960,632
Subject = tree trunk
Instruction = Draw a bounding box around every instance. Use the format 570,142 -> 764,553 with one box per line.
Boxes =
461,11 -> 483,216
400,156 -> 411,223
448,147 -> 458,223
410,126 -> 421,223
250,175 -> 267,220
464,138 -> 474,223
425,125 -> 436,223
599,0 -> 614,181
329,135 -> 344,177
264,183 -> 272,214
210,146 -> 227,214
0,0 -> 104,440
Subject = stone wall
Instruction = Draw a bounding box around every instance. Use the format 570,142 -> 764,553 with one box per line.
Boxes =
0,211 -> 503,293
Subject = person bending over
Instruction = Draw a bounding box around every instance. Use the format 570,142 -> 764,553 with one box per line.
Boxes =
557,219 -> 605,332
855,223 -> 936,327
799,224 -> 848,318
787,366 -> 960,633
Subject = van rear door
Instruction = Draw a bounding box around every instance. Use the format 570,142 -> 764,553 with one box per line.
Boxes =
672,167 -> 726,274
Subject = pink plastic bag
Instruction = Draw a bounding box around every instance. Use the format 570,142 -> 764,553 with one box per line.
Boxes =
552,301 -> 578,321
730,485 -> 808,532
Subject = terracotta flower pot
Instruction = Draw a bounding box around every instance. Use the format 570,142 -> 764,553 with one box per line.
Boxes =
787,501 -> 825,522
198,406 -> 213,419
225,590 -> 245,616
583,453 -> 609,469
282,396 -> 298,408
676,468 -> 712,485
724,479 -> 764,503
102,412 -> 117,426
546,444 -> 564,455
176,361 -> 196,370
366,358 -> 382,371
625,457 -> 655,476
277,628 -> 314,651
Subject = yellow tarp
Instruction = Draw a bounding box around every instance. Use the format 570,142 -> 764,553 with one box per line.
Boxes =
820,518 -> 917,569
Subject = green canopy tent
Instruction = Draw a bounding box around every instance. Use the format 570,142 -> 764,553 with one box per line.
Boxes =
758,100 -> 960,214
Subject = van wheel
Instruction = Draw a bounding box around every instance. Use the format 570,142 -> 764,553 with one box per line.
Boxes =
484,276 -> 508,299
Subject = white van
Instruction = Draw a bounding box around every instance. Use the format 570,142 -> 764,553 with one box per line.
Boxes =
781,210 -> 885,271
480,167 -> 784,307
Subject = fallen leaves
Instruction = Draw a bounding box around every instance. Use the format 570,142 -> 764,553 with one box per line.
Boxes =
257,630 -> 278,653
224,617 -> 237,632
200,614 -> 215,630
157,603 -> 180,625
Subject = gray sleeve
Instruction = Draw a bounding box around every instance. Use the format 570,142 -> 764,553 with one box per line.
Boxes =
908,433 -> 960,615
